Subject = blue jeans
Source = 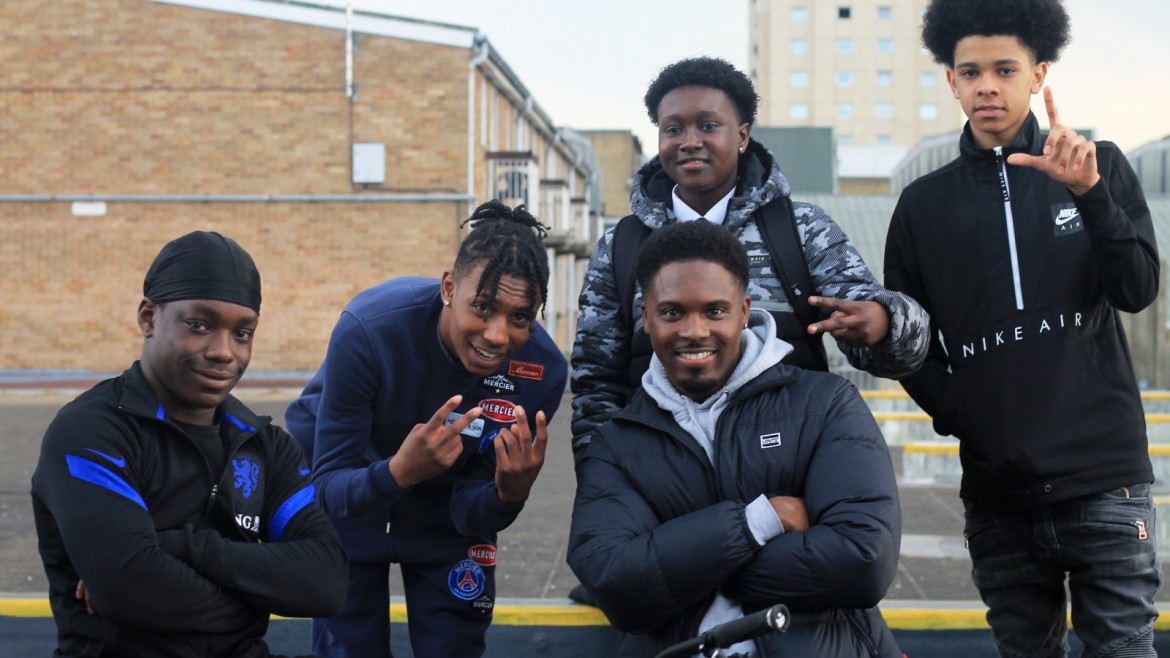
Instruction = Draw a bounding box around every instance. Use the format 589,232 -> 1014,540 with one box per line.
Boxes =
963,483 -> 1162,658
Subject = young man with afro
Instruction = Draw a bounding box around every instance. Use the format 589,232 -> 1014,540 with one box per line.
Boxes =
885,0 -> 1161,655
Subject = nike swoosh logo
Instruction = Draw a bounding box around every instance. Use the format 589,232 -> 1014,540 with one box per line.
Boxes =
85,448 -> 126,468
1055,215 -> 1079,226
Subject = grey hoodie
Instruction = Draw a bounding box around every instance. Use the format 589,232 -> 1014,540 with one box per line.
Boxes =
642,308 -> 791,656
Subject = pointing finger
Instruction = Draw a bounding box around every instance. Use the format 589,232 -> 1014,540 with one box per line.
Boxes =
444,405 -> 483,438
1044,86 -> 1060,129
429,395 -> 482,438
1006,152 -> 1044,170
427,395 -> 465,430
807,296 -> 837,311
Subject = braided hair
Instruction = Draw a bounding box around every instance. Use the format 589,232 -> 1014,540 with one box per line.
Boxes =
453,199 -> 551,320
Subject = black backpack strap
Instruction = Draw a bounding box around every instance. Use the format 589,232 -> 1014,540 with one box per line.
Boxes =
757,197 -> 830,372
612,214 -> 651,337
611,215 -> 655,389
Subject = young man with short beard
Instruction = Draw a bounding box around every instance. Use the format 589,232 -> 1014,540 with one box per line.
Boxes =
569,220 -> 902,658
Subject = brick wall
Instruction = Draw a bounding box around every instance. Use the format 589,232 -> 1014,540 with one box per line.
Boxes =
1,200 -> 466,371
582,130 -> 644,218
0,0 -> 481,371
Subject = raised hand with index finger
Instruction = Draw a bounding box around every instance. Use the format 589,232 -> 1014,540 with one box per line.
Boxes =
389,395 -> 481,489
1006,87 -> 1100,196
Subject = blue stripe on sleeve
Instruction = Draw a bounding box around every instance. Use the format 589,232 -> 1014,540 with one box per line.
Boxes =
65,454 -> 148,511
269,484 -> 315,542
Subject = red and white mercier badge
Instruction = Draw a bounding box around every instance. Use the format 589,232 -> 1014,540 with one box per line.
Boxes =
478,398 -> 517,423
507,360 -> 545,381
468,544 -> 497,567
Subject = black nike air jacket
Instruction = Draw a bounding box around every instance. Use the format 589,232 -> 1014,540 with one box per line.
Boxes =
885,112 -> 1159,506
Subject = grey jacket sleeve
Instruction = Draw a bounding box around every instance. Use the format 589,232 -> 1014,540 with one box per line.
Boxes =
569,228 -> 632,460
796,202 -> 930,379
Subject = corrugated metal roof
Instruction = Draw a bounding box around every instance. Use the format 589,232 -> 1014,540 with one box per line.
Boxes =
797,193 -> 1170,276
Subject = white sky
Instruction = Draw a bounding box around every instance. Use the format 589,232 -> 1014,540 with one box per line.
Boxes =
343,0 -> 1170,157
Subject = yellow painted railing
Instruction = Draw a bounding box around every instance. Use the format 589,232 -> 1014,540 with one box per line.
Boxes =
863,390 -> 1170,423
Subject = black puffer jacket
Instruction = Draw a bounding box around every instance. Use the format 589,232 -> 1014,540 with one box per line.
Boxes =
568,363 -> 902,657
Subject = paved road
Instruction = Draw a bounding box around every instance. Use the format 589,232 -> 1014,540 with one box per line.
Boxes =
4,386 -> 1168,604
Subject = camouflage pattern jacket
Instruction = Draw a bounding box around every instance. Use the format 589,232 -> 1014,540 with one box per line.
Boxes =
569,139 -> 929,456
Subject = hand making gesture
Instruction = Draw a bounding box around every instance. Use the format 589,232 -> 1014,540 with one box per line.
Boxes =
389,395 -> 482,489
806,296 -> 890,347
493,405 -> 549,504
1006,87 -> 1101,197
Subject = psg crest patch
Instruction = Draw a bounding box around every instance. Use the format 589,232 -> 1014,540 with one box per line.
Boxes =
448,559 -> 486,601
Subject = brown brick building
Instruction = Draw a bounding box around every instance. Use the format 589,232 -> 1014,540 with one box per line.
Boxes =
581,130 -> 644,222
0,0 -> 599,373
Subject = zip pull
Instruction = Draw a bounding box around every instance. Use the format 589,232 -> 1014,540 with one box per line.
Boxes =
1135,520 -> 1148,540
209,484 -> 219,505
993,146 -> 1011,203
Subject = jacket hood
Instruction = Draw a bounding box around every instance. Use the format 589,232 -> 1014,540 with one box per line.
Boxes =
629,138 -> 791,231
642,309 -> 792,450
960,111 -> 1043,164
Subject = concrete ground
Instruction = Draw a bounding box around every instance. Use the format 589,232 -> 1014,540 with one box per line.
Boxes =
3,383 -> 1169,656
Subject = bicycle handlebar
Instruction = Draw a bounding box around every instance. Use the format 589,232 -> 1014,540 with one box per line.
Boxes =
653,603 -> 790,658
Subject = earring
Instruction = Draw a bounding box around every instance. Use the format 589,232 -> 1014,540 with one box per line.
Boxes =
442,299 -> 450,307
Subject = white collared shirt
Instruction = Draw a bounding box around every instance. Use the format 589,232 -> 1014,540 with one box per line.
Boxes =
671,185 -> 735,225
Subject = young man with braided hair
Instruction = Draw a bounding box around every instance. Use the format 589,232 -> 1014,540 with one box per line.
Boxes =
286,200 -> 568,658
885,0 -> 1161,655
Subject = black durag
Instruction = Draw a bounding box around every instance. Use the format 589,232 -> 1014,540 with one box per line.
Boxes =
143,231 -> 262,312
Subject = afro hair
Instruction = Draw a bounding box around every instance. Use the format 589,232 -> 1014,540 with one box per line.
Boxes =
635,220 -> 750,294
922,0 -> 1070,66
643,57 -> 759,127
